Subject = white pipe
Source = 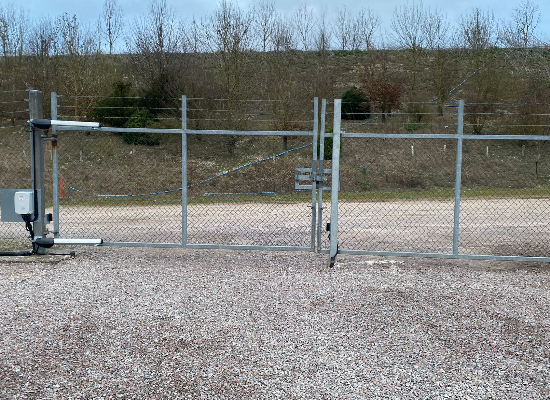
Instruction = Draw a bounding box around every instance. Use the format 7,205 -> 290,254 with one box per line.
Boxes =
50,120 -> 100,128
53,238 -> 103,245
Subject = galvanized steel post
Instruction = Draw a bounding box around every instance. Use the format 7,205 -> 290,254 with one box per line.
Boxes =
317,99 -> 327,251
453,100 -> 465,255
329,99 -> 341,265
310,97 -> 319,251
182,95 -> 188,247
51,92 -> 60,238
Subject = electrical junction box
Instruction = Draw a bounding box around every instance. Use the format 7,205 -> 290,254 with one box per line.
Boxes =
14,190 -> 34,215
0,189 -> 41,222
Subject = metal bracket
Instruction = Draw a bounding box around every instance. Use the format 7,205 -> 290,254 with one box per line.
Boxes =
295,168 -> 338,191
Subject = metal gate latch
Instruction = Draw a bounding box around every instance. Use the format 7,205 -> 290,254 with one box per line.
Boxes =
295,168 -> 336,191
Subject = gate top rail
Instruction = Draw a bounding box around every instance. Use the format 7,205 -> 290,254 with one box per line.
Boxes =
50,126 -> 316,137
334,132 -> 550,141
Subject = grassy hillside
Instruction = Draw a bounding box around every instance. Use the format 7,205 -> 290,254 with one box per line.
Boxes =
1,48 -> 550,203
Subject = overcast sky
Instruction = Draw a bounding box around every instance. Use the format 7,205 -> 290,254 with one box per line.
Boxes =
9,0 -> 550,44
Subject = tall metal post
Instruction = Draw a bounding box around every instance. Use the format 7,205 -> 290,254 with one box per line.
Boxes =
29,90 -> 48,253
310,97 -> 319,251
453,100 -> 465,255
329,99 -> 341,266
181,95 -> 188,247
51,92 -> 60,238
317,99 -> 327,251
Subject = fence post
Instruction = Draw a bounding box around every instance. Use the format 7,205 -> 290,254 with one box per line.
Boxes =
311,97 -> 319,251
329,99 -> 341,266
317,99 -> 327,251
453,100 -> 465,255
51,92 -> 60,238
181,95 -> 188,247
29,90 -> 48,254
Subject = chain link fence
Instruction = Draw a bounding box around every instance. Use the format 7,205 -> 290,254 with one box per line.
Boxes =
334,100 -> 550,259
49,94 -> 317,249
0,89 -> 32,251
2,92 -> 550,261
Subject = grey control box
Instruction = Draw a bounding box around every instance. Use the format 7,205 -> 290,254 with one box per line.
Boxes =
0,189 -> 41,222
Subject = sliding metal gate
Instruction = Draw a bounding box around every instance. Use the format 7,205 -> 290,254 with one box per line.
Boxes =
4,92 -> 550,264
47,93 -> 324,252
327,100 -> 550,263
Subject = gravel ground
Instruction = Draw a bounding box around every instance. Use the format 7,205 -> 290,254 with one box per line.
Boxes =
1,248 -> 549,399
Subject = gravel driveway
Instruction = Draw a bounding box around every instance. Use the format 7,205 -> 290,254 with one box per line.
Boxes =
1,248 -> 549,399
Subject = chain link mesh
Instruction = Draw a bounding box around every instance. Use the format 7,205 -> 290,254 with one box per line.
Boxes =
459,140 -> 550,257
3,94 -> 550,259
335,102 -> 550,258
334,137 -> 457,253
0,90 -> 32,251
52,96 -> 316,247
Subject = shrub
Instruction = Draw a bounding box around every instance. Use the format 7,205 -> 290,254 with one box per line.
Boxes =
363,77 -> 402,123
319,127 -> 342,160
92,81 -> 137,128
342,88 -> 371,120
122,109 -> 159,146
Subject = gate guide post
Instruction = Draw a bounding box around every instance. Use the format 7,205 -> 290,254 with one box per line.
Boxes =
310,97 -> 319,251
453,100 -> 465,255
329,99 -> 342,266
182,95 -> 188,248
317,99 -> 327,251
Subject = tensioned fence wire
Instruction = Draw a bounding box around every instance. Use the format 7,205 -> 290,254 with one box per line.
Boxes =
0,90 -> 33,251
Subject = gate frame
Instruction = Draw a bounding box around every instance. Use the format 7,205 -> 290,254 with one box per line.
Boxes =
326,99 -> 550,263
45,93 -> 323,252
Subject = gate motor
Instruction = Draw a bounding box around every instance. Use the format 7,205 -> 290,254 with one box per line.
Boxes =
1,118 -> 103,254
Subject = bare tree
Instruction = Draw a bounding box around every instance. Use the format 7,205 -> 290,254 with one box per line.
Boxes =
459,7 -> 498,53
333,6 -> 352,50
271,16 -> 294,52
391,1 -> 427,52
202,0 -> 253,100
459,8 -> 504,133
0,4 -> 28,58
391,1 -> 427,103
186,18 -> 205,53
292,3 -> 315,51
126,0 -> 182,81
423,7 -> 454,113
500,0 -> 541,47
356,7 -> 380,51
252,0 -> 277,52
28,18 -> 57,59
57,13 -> 80,56
101,0 -> 124,54
314,7 -> 331,54
333,6 -> 379,51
